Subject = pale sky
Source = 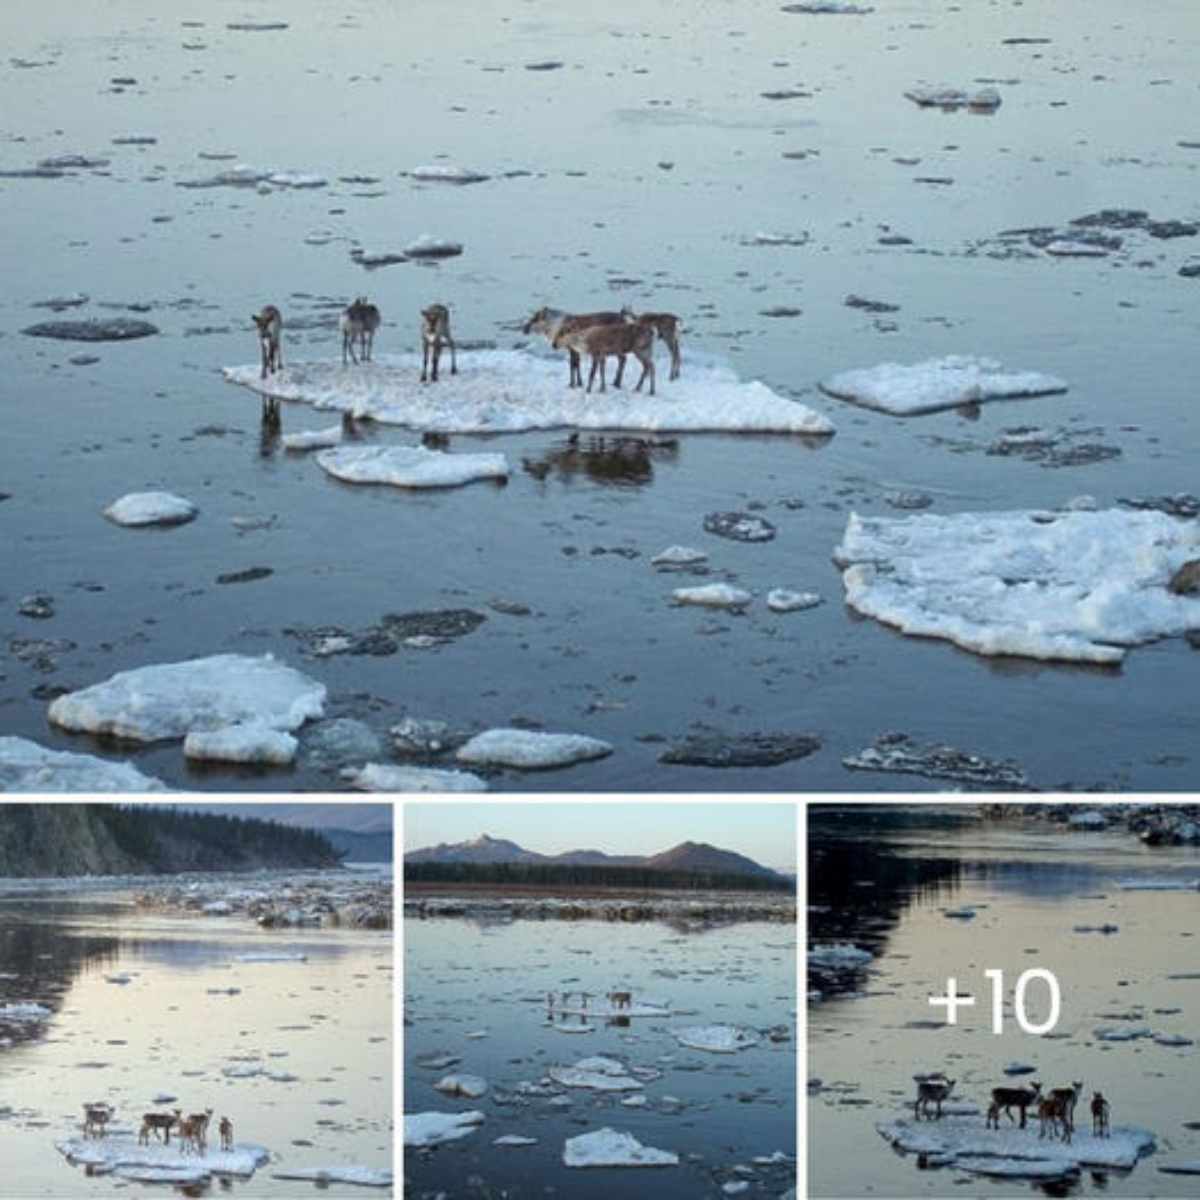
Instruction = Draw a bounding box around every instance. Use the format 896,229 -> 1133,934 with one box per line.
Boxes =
402,800 -> 797,873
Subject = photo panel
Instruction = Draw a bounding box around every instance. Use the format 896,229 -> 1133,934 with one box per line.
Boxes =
0,799 -> 394,1196
808,800 -> 1200,1198
402,798 -> 798,1197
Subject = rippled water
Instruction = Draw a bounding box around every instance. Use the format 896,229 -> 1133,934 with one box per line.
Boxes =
404,911 -> 796,1196
0,877 -> 392,1197
2,0 -> 1198,790
809,807 -> 1200,1197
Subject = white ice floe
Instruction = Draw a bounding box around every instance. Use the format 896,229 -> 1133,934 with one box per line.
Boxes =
48,654 -> 326,742
767,589 -> 822,612
283,425 -> 343,452
456,729 -> 613,770
272,1166 -> 392,1187
267,170 -> 328,188
0,1002 -> 51,1021
672,583 -> 752,610
222,349 -> 835,435
316,444 -> 509,489
673,1025 -> 760,1053
183,724 -> 298,765
651,545 -> 709,570
820,355 -> 1065,415
404,1110 -> 486,1147
236,951 -> 308,962
808,943 -> 873,969
433,1074 -> 488,1098
877,1117 -> 1155,1172
944,905 -> 977,919
56,1135 -> 269,1178
1153,1032 -> 1193,1046
783,1 -> 872,11
0,736 -> 166,792
403,234 -> 463,258
346,763 -> 488,792
222,1060 -> 264,1077
408,164 -> 489,184
104,491 -> 199,527
549,1057 -> 644,1092
494,1135 -> 538,1146
1095,1023 -> 1152,1041
563,1128 -> 679,1169
1046,239 -> 1110,257
834,508 -> 1200,664
905,85 -> 1002,110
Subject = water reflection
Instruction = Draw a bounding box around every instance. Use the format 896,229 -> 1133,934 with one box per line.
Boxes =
521,433 -> 679,486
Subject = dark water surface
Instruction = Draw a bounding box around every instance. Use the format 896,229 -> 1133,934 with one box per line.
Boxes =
809,807 -> 1200,1197
2,0 -> 1199,790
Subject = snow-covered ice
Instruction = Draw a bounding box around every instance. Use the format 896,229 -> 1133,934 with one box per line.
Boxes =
48,654 -> 326,741
222,349 -> 835,435
549,1057 -> 644,1092
282,425 -> 343,452
403,234 -> 463,258
672,583 -> 752,610
456,728 -> 613,770
0,1001 -> 52,1021
0,736 -> 165,792
820,355 -> 1066,415
104,491 -> 198,527
236,951 -> 308,962
877,1118 -> 1155,1172
272,1165 -> 392,1187
563,1128 -> 679,1168
56,1135 -> 269,1178
183,724 -> 298,765
433,1073 -> 488,1098
808,943 -> 873,969
834,508 -> 1200,663
905,85 -> 1002,110
404,1110 -> 486,1147
495,1134 -> 538,1146
408,164 -> 489,184
651,545 -> 709,570
767,589 -> 822,612
346,762 -> 488,792
316,444 -> 509,489
673,1025 -> 761,1053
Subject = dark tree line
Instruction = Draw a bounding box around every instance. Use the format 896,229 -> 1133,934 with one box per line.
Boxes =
404,861 -> 792,893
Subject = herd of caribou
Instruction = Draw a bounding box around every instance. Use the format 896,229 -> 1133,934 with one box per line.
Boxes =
914,1075 -> 1111,1144
251,299 -> 683,396
81,1102 -> 234,1155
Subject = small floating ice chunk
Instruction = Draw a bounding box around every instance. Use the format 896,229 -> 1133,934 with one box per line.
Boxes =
272,1166 -> 392,1187
1094,1023 -> 1151,1041
282,425 -> 343,452
672,583 -> 752,610
456,729 -> 613,770
1046,239 -> 1111,257
317,444 -> 509,489
1152,1033 -> 1193,1046
834,508 -> 1200,664
236,951 -> 308,963
0,736 -> 166,792
183,724 -> 297,765
267,170 -> 327,188
48,654 -> 326,742
944,905 -> 977,920
403,234 -> 463,258
782,1 -> 873,11
673,1025 -> 760,1053
821,355 -> 1066,415
347,762 -> 487,792
549,1057 -> 643,1092
494,1134 -> 538,1146
767,589 -> 821,612
105,491 -> 199,527
404,1110 -> 485,1147
1003,1061 -> 1037,1075
103,973 -> 133,985
905,85 -> 1001,110
222,1060 -> 264,1077
433,1074 -> 488,1098
0,1002 -> 52,1021
408,164 -> 490,184
808,943 -> 873,969
563,1128 -> 679,1169
651,545 -> 709,570
1118,877 -> 1200,891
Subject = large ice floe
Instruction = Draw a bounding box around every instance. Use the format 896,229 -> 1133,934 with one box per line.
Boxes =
316,444 -> 509,489
549,1056 -> 645,1091
820,355 -> 1065,415
673,1025 -> 761,1053
0,736 -> 165,791
563,1128 -> 679,1168
56,1135 -> 270,1181
456,728 -> 613,770
834,508 -> 1200,663
404,1110 -> 486,1148
104,491 -> 198,527
877,1117 -> 1155,1175
48,654 -> 326,741
221,349 -> 834,435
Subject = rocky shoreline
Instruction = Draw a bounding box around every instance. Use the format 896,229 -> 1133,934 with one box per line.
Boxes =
987,803 -> 1200,847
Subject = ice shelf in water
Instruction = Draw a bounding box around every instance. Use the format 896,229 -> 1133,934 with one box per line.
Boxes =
563,1128 -> 679,1168
404,1110 -> 486,1147
877,1117 -> 1155,1172
222,349 -> 835,435
834,508 -> 1200,663
48,654 -> 326,742
820,355 -> 1065,415
673,1025 -> 761,1053
104,491 -> 198,527
0,736 -> 165,792
56,1135 -> 269,1178
456,728 -> 613,770
316,444 -> 509,489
